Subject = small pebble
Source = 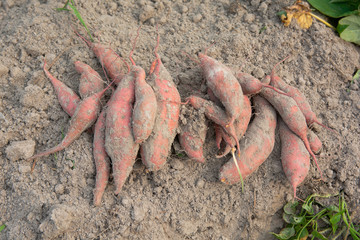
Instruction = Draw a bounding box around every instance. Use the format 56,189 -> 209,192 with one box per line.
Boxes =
131,204 -> 146,222
171,159 -> 184,170
195,179 -> 205,188
19,164 -> 31,173
121,197 -> 131,207
243,13 -> 255,23
180,5 -> 188,14
55,184 -> 65,194
6,140 -> 36,161
192,13 -> 203,23
250,0 -> 260,7
326,169 -> 335,179
252,67 -> 264,79
139,5 -> 155,22
249,25 -> 258,33
258,2 -> 268,13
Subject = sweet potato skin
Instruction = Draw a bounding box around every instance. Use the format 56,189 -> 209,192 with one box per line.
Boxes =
75,61 -> 105,99
132,68 -> 157,144
140,57 -> 181,171
91,42 -> 126,84
198,53 -> 243,124
93,110 -> 110,206
44,61 -> 80,116
279,119 -> 310,199
105,67 -> 140,194
219,96 -> 277,184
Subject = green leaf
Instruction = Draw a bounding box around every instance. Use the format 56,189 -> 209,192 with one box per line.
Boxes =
0,224 -> 5,232
337,15 -> 360,45
284,201 -> 298,215
296,227 -> 309,239
311,230 -> 328,240
283,213 -> 292,224
271,227 -> 296,240
290,216 -> 305,225
330,212 -> 341,233
307,0 -> 359,18
326,205 -> 339,212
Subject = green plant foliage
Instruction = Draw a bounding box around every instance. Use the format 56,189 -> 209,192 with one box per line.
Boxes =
0,224 -> 5,232
272,192 -> 360,240
57,0 -> 93,41
337,15 -> 360,45
307,0 -> 359,18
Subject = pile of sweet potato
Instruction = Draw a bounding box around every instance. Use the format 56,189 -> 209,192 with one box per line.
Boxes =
28,31 -> 329,206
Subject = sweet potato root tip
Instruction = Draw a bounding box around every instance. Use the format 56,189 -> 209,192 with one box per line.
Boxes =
43,60 -> 81,117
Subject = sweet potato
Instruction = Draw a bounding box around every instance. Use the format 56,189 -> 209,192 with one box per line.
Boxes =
219,96 -> 277,184
198,53 -> 243,125
105,67 -> 140,194
93,110 -> 110,206
76,32 -> 128,84
260,87 -> 323,179
140,50 -> 181,171
269,58 -> 335,132
29,82 -> 112,171
178,106 -> 208,163
308,129 -> 322,154
279,119 -> 310,200
132,63 -> 157,144
75,61 -> 105,99
44,60 -> 80,116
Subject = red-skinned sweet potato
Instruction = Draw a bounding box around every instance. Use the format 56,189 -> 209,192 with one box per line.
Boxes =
279,119 -> 310,200
219,96 -> 277,184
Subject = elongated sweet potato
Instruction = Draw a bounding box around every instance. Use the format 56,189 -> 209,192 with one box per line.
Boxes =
219,96 -> 277,184
140,54 -> 181,171
29,82 -> 112,171
93,110 -> 110,206
76,32 -> 127,84
132,66 -> 157,144
44,60 -> 80,116
279,119 -> 310,200
75,61 -> 105,99
260,87 -> 323,179
105,67 -> 140,194
198,53 -> 243,125
269,58 -> 335,133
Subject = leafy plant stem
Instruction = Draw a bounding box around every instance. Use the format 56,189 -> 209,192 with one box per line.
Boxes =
298,209 -> 327,239
309,12 -> 336,29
